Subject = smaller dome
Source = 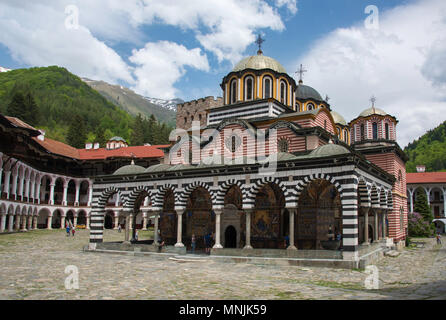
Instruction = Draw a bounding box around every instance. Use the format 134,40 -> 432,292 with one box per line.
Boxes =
295,84 -> 323,102
113,162 -> 145,175
144,164 -> 171,173
309,144 -> 350,158
331,111 -> 347,126
109,136 -> 127,142
359,107 -> 387,117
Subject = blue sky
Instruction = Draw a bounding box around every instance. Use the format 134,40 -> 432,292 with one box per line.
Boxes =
0,0 -> 445,147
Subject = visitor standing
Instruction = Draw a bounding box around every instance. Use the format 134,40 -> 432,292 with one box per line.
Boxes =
135,230 -> 139,241
437,233 -> 442,245
118,224 -> 121,233
71,226 -> 75,237
157,230 -> 165,253
284,234 -> 290,248
191,234 -> 196,254
66,223 -> 70,237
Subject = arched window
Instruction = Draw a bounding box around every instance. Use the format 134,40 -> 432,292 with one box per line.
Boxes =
307,103 -> 315,111
244,76 -> 254,101
324,120 -> 327,130
263,76 -> 272,99
372,122 -> 378,139
344,129 -> 348,143
230,79 -> 237,104
278,139 -> 289,152
280,81 -> 287,104
199,114 -> 202,121
385,123 -> 389,140
360,123 -> 365,140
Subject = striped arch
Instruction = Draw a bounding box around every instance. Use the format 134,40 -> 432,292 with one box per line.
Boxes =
295,173 -> 343,203
97,187 -> 120,208
370,185 -> 380,208
387,191 -> 393,210
90,186 -> 120,244
357,177 -> 371,207
123,185 -> 152,212
379,188 -> 388,209
152,184 -> 179,210
246,176 -> 291,208
179,181 -> 215,208
215,179 -> 247,209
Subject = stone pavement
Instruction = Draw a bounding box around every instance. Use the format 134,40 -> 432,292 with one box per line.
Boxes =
0,229 -> 445,300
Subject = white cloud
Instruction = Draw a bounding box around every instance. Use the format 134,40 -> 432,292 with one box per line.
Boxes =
293,0 -> 446,148
275,0 -> 298,15
0,1 -> 133,84
129,41 -> 209,99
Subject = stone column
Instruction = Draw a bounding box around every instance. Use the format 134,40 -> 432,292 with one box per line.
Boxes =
128,214 -> 133,230
14,215 -> 21,231
87,185 -> 93,206
0,169 -> 3,196
408,189 -> 414,213
35,180 -> 42,204
213,209 -> 223,249
49,183 -> 55,205
8,215 -> 14,232
364,207 -> 370,245
382,210 -> 387,239
374,210 -> 379,240
131,212 -> 137,241
74,181 -> 80,206
142,211 -> 148,230
25,179 -> 30,202
21,215 -> 27,231
3,171 -> 11,199
86,214 -> 90,229
62,181 -> 68,206
27,215 -> 32,230
115,193 -> 120,207
288,209 -> 297,250
154,212 -> 160,243
175,210 -> 184,247
11,173 -> 18,200
243,209 -> 253,249
33,216 -> 37,230
73,215 -> 78,227
424,187 -> 431,206
60,216 -> 66,229
18,176 -> 25,201
124,214 -> 130,242
47,215 -> 52,229
30,180 -> 36,203
0,214 -> 6,232
113,211 -> 119,229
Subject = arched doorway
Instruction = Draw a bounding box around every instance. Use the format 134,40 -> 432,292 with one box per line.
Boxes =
66,211 -> 75,227
159,189 -> 177,245
224,225 -> 237,248
104,211 -> 114,229
368,225 -> 374,243
223,185 -> 243,248
77,210 -> 87,226
297,179 -> 342,250
253,183 -> 285,249
184,187 -> 214,250
52,210 -> 62,228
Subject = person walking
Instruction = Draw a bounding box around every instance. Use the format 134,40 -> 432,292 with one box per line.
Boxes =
71,226 -> 75,237
66,223 -> 70,237
191,234 -> 196,254
157,230 -> 165,253
118,224 -> 122,233
437,233 -> 442,245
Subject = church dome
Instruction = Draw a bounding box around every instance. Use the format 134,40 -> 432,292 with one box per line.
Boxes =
309,143 -> 350,158
113,161 -> 145,175
358,107 -> 387,117
295,84 -> 323,102
232,54 -> 287,74
331,111 -> 347,126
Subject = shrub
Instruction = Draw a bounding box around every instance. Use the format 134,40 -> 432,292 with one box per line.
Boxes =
408,212 -> 435,237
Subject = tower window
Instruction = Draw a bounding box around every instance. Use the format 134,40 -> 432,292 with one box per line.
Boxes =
385,123 -> 389,140
278,139 -> 289,152
360,123 -> 365,140
245,76 -> 254,101
307,103 -> 315,111
344,129 -> 348,143
230,79 -> 237,104
263,77 -> 272,99
280,81 -> 287,104
324,120 -> 327,130
372,122 -> 378,139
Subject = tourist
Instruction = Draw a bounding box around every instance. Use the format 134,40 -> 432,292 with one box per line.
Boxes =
191,234 -> 196,254
437,233 -> 442,245
135,230 -> 138,241
66,223 -> 70,237
118,224 -> 122,233
157,230 -> 165,253
71,226 -> 75,237
284,234 -> 290,248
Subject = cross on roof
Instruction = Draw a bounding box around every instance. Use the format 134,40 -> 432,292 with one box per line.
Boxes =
370,95 -> 377,112
325,95 -> 330,102
295,64 -> 307,83
255,34 -> 265,55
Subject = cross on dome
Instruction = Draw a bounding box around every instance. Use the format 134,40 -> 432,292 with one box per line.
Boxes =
370,95 -> 377,112
295,64 -> 307,84
255,34 -> 265,55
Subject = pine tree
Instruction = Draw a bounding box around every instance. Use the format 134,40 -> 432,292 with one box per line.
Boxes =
23,92 -> 40,126
414,190 -> 434,222
66,115 -> 87,148
130,113 -> 145,146
7,92 -> 26,119
94,126 -> 107,147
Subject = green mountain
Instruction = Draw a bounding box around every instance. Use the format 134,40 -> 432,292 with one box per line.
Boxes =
83,78 -> 177,127
405,121 -> 446,172
0,66 -> 172,146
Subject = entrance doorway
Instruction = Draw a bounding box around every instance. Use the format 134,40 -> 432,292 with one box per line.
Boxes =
225,225 -> 237,248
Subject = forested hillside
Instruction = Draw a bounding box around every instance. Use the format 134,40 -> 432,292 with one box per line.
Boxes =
0,66 -> 173,147
405,121 -> 446,172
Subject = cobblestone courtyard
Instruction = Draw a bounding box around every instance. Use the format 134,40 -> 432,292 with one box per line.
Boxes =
0,229 -> 445,300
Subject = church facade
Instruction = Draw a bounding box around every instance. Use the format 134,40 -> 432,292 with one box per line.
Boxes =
88,48 -> 408,263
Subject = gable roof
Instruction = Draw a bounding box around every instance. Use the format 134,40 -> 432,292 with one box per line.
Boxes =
407,172 -> 446,184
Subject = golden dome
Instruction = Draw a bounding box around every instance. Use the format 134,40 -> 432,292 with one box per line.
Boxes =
232,53 -> 287,74
331,111 -> 347,126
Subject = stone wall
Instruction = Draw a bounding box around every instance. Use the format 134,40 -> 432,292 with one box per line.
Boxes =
176,96 -> 223,130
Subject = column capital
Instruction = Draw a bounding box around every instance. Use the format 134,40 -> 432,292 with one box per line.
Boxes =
213,209 -> 223,216
175,209 -> 184,216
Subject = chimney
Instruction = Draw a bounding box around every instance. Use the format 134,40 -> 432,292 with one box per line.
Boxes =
416,165 -> 426,173
93,143 -> 100,149
37,129 -> 46,141
85,143 -> 93,150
